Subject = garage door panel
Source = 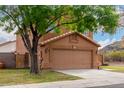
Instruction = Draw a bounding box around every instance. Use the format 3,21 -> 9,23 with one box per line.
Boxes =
50,49 -> 92,69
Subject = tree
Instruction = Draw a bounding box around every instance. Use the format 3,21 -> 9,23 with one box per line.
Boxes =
0,5 -> 119,74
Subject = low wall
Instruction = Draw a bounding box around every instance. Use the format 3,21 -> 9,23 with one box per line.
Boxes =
0,53 -> 16,68
16,53 -> 29,68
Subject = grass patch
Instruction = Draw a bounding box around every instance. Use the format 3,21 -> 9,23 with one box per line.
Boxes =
0,69 -> 81,86
100,66 -> 124,72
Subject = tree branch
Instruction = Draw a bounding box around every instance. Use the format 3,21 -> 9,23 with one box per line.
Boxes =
1,9 -> 22,31
30,22 -> 37,36
23,24 -> 32,48
46,20 -> 78,33
21,33 -> 31,52
47,13 -> 67,28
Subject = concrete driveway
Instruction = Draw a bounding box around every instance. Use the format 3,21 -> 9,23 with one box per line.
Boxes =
56,69 -> 124,87
56,69 -> 124,80
1,69 -> 124,88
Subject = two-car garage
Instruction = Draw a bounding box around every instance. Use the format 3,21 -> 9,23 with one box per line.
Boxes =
40,32 -> 100,69
50,49 -> 93,69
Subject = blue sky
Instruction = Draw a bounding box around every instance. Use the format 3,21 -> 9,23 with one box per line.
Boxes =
94,27 -> 124,42
94,27 -> 124,48
0,26 -> 16,44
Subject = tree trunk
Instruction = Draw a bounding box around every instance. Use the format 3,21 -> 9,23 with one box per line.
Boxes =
30,52 -> 39,74
30,36 -> 40,74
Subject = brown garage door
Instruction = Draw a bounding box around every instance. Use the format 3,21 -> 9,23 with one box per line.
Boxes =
50,49 -> 92,69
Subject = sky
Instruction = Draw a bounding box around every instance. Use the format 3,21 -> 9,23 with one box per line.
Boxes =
94,27 -> 124,48
0,27 -> 16,44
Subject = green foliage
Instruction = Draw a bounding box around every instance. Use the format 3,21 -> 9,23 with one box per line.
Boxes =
105,51 -> 124,58
104,51 -> 124,61
0,5 -> 119,35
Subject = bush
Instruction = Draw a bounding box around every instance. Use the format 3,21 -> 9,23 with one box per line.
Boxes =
104,50 -> 124,62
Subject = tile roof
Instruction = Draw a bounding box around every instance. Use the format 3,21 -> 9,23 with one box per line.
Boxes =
40,31 -> 100,47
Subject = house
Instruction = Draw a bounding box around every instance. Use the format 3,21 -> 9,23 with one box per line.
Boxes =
0,40 -> 16,68
16,31 -> 102,69
0,40 -> 16,52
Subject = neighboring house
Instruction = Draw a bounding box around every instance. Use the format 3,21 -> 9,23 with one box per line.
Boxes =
0,40 -> 16,68
0,41 -> 16,52
16,31 -> 102,69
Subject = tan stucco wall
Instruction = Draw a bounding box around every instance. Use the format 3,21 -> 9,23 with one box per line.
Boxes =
16,32 -> 100,69
16,35 -> 28,54
41,33 -> 99,69
40,45 -> 51,69
50,34 -> 97,49
16,32 -> 94,55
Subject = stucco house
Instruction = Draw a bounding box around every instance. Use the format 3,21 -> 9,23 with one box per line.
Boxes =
16,31 -> 102,69
0,40 -> 16,68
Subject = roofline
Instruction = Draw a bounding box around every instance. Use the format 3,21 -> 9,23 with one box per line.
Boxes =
0,40 -> 16,47
39,31 -> 100,47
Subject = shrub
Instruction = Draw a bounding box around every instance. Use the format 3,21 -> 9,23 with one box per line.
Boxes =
104,50 -> 124,62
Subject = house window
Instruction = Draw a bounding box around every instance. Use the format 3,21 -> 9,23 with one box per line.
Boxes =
69,34 -> 78,43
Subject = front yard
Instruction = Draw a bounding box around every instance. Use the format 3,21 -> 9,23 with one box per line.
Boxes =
100,66 -> 124,73
0,69 -> 81,86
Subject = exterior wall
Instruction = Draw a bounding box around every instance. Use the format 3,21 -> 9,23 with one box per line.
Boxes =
16,53 -> 29,68
16,35 -> 29,68
16,32 -> 99,69
16,32 -> 35,68
41,33 -> 99,69
16,31 -> 94,55
40,45 -> 51,69
0,53 -> 16,68
16,35 -> 28,54
49,34 -> 97,50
